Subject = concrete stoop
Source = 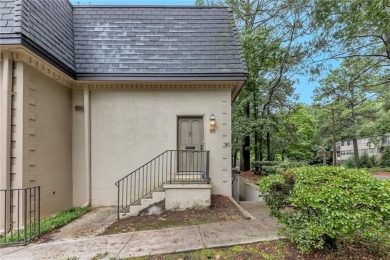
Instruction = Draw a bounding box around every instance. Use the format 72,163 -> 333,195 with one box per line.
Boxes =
122,188 -> 165,218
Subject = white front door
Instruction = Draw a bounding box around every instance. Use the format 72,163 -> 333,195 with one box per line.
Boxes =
178,117 -> 204,172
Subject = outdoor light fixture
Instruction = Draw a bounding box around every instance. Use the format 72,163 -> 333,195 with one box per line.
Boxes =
210,114 -> 216,133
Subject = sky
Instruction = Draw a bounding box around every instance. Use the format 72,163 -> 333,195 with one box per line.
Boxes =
70,0 -> 316,104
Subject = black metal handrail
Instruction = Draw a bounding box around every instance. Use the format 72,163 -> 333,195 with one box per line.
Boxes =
115,150 -> 210,219
0,187 -> 40,247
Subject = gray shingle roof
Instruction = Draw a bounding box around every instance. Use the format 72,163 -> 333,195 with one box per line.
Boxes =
0,1 -> 247,79
73,6 -> 247,75
0,0 -> 21,37
0,0 -> 75,73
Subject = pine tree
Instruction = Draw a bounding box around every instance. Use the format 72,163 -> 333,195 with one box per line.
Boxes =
380,146 -> 390,167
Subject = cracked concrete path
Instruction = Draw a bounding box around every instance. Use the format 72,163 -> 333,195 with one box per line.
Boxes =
0,218 -> 279,260
0,202 -> 280,259
42,207 -> 117,242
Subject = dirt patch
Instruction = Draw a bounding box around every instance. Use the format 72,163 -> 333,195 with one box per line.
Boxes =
133,240 -> 383,260
101,195 -> 244,235
374,171 -> 390,176
240,170 -> 264,183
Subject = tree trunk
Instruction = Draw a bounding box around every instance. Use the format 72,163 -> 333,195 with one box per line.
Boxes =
331,109 -> 337,166
352,137 -> 360,168
242,102 -> 251,171
267,131 -> 271,161
243,137 -> 251,171
253,92 -> 259,161
240,145 -> 244,170
254,132 -> 259,161
259,134 -> 263,161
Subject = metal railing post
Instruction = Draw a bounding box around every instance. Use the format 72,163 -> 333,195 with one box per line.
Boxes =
206,151 -> 210,183
37,187 -> 40,237
23,189 -> 27,245
117,184 -> 120,220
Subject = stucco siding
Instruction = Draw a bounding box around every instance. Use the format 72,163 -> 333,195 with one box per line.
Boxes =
90,90 -> 232,206
72,89 -> 86,207
23,64 -> 73,217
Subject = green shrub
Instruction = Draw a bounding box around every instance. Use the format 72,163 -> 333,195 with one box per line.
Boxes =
381,146 -> 390,167
259,166 -> 390,254
252,161 -> 279,174
261,165 -> 278,175
370,155 -> 377,167
360,153 -> 373,168
252,161 -> 307,175
342,156 -> 356,168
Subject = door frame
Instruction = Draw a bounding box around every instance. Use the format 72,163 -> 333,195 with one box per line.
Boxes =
176,115 -> 206,174
176,115 -> 206,151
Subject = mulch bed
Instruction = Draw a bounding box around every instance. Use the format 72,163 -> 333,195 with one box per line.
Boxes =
136,240 -> 383,260
374,171 -> 390,176
101,195 -> 243,235
240,170 -> 264,183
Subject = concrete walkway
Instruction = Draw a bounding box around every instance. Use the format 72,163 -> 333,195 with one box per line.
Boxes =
0,219 -> 279,260
42,207 -> 117,242
376,175 -> 390,181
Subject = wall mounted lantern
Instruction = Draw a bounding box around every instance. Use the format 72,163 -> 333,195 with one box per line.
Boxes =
210,114 -> 216,133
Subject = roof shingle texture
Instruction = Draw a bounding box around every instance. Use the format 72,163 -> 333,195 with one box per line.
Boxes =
1,1 -> 247,77
0,0 -> 75,71
73,7 -> 247,75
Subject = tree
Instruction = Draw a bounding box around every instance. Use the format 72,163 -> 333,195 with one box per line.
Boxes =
314,58 -> 382,168
283,103 -> 317,161
228,0 -> 314,166
381,146 -> 390,167
313,0 -> 390,66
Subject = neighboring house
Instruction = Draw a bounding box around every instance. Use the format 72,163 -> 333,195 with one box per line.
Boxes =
0,0 -> 247,233
335,135 -> 390,164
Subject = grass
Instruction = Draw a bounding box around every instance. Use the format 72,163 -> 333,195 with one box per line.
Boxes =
0,206 -> 91,244
128,243 -> 273,260
125,240 -> 383,260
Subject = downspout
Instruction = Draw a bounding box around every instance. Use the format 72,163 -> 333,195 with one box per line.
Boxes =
0,52 -> 13,191
83,88 -> 91,207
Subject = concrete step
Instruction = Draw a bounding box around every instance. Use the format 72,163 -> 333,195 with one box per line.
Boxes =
121,188 -> 166,218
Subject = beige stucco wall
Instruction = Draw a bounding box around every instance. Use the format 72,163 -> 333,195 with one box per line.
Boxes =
72,89 -> 86,206
89,89 -> 232,206
337,141 -> 383,162
164,183 -> 211,210
22,64 -> 73,217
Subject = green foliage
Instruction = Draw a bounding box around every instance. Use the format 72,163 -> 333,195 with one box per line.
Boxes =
284,104 -> 318,161
381,146 -> 390,167
252,161 -> 307,175
261,166 -> 278,175
313,0 -> 390,66
259,166 -> 390,254
360,153 -> 373,168
39,207 -> 91,235
341,157 -> 356,168
0,207 -> 90,244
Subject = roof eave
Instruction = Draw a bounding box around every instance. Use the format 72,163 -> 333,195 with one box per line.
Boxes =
75,73 -> 248,81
